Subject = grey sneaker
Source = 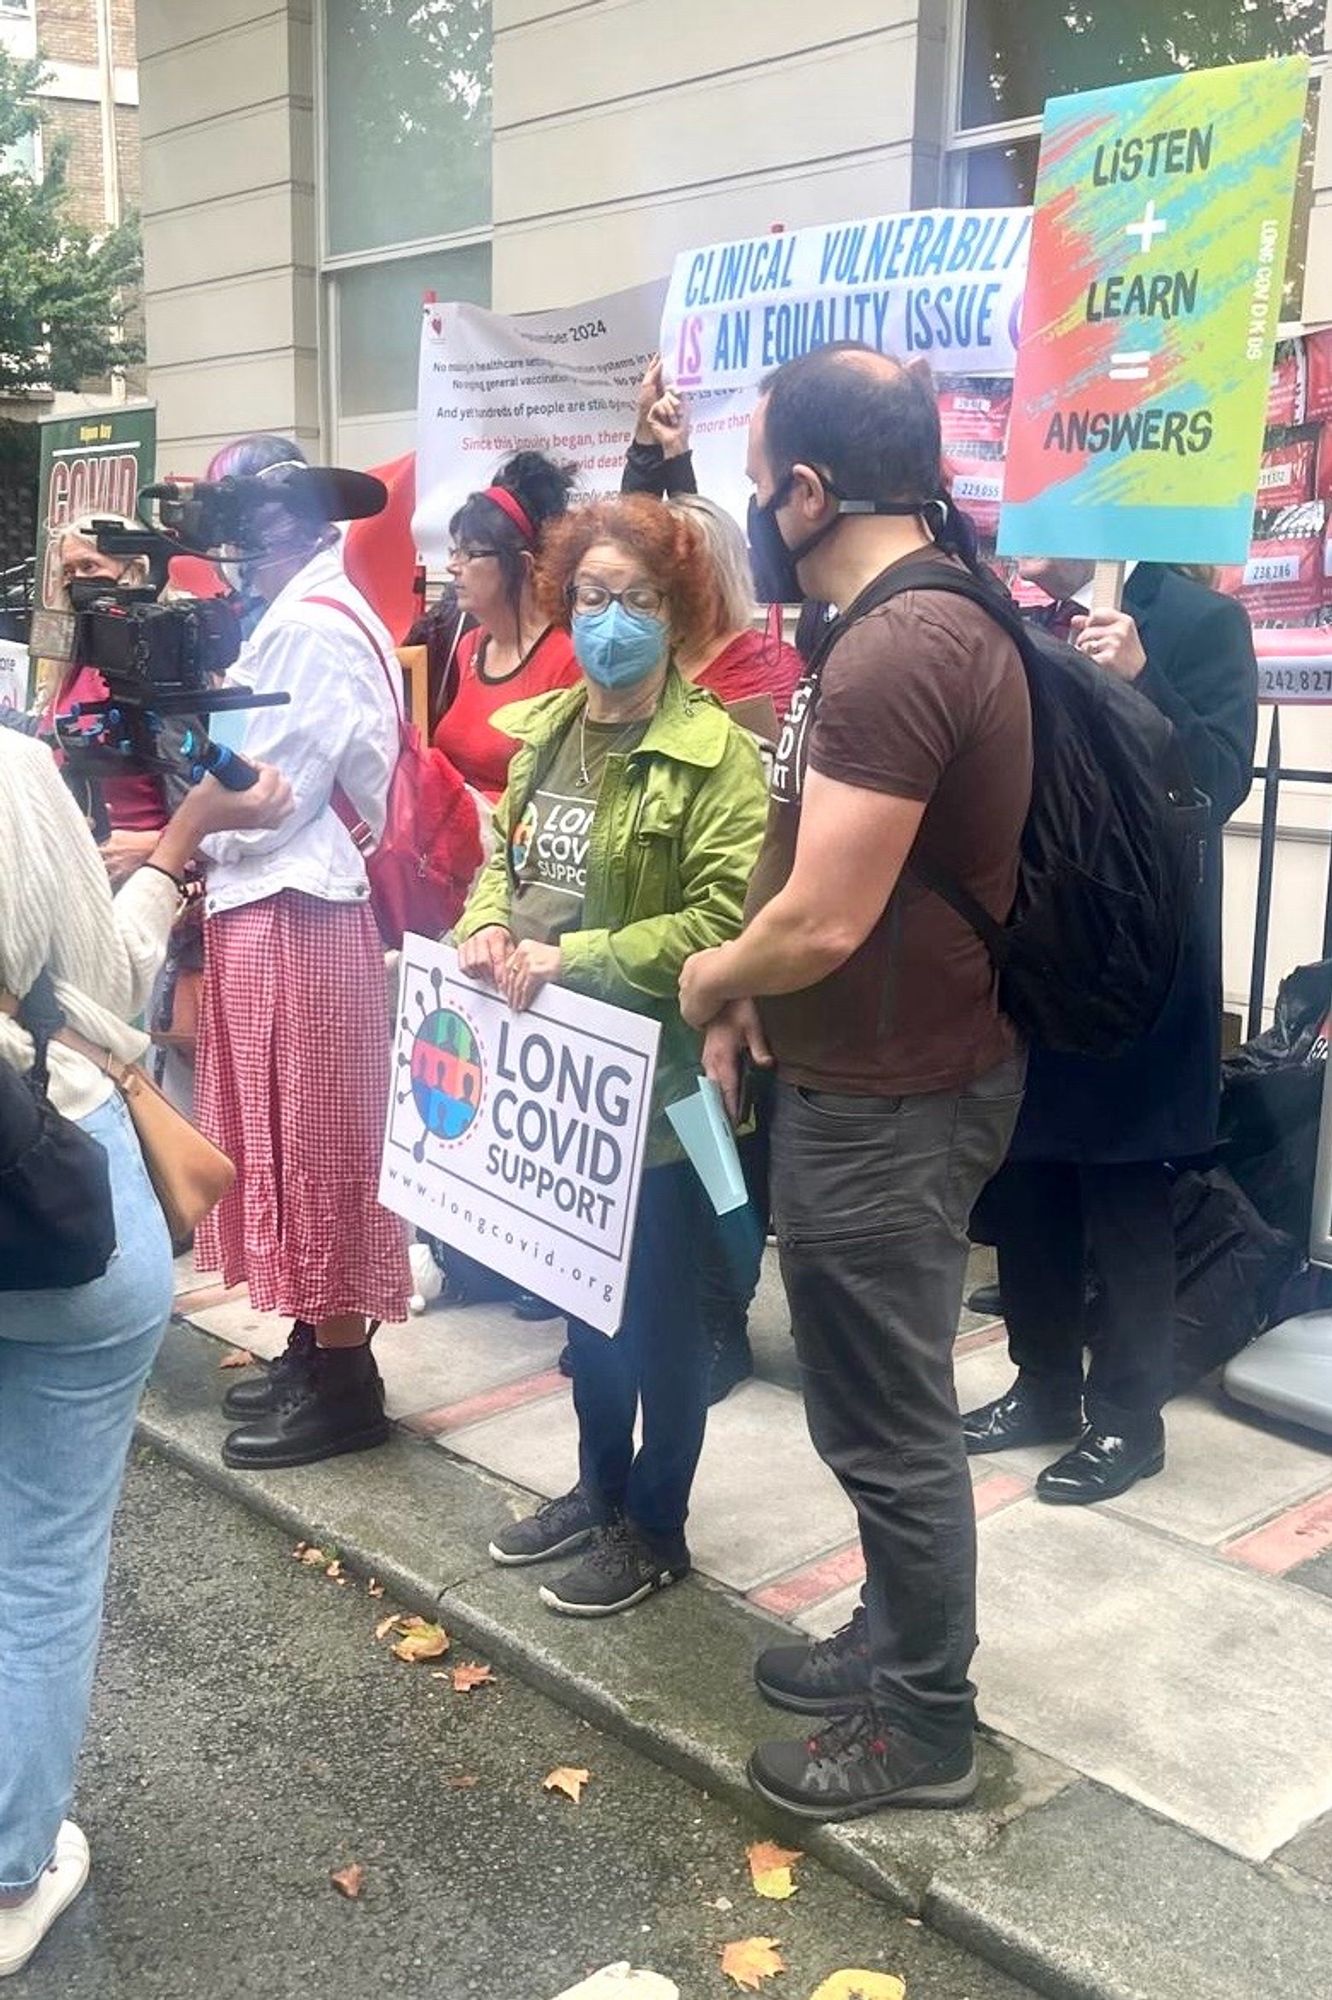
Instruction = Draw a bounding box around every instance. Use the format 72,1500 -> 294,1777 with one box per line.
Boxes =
748,1709 -> 978,1822
755,1603 -> 871,1714
488,1486 -> 597,1567
538,1519 -> 690,1617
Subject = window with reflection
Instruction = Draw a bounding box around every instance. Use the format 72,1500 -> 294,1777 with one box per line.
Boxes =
960,0 -> 1326,131
324,0 -> 492,258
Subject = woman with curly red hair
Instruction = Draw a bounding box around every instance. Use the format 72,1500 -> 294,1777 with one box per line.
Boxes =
455,495 -> 768,1616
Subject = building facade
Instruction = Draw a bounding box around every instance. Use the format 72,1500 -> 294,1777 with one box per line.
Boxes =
136,0 -> 1332,1019
2,0 -> 138,232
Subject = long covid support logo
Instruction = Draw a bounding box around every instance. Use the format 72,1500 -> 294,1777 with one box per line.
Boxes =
398,968 -> 485,1158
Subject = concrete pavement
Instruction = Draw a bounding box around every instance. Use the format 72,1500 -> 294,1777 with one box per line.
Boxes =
20,1450 -> 1041,2000
150,1248 -> 1332,1999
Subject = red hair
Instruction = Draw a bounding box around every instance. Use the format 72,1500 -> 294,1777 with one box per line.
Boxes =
537,495 -> 714,657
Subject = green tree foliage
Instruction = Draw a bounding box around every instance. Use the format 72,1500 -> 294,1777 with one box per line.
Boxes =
0,47 -> 142,394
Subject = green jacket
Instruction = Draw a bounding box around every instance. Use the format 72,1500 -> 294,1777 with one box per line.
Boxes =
457,670 -> 767,1165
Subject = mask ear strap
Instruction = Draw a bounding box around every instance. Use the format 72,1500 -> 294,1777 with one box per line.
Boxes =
922,498 -> 949,534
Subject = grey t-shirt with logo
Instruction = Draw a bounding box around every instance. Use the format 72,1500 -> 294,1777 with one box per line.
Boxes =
508,717 -> 647,946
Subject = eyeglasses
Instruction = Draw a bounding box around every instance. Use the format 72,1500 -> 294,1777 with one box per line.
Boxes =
447,544 -> 500,566
569,579 -> 666,616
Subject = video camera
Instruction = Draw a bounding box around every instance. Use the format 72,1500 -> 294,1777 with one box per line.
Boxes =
53,514 -> 270,837
53,464 -> 384,836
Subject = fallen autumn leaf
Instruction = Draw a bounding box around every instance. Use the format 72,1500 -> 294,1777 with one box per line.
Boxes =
391,1620 -> 450,1663
543,1766 -> 592,1804
367,1577 -> 385,1598
298,1546 -> 327,1568
374,1614 -> 401,1643
218,1348 -> 255,1370
328,1862 -> 365,1900
720,1937 -> 785,1990
746,1840 -> 802,1901
447,1774 -> 479,1790
808,1976 -> 906,2000
452,1662 -> 496,1693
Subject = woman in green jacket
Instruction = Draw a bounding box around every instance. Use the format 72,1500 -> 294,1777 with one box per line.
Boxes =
457,494 -> 767,1617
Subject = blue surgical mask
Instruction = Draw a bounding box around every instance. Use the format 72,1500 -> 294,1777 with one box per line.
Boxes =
571,602 -> 666,689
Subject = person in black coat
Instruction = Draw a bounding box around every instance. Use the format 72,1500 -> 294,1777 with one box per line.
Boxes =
962,559 -> 1259,1502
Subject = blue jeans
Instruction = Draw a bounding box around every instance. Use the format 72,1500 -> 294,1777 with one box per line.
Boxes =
568,1161 -> 713,1542
0,1092 -> 173,1893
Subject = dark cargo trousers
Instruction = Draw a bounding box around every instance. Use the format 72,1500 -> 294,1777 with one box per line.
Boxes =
770,1056 -> 1024,1745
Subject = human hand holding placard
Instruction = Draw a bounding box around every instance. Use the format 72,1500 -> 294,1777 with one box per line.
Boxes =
380,939 -> 659,1335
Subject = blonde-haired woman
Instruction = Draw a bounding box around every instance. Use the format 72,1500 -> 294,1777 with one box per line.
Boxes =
669,494 -> 802,722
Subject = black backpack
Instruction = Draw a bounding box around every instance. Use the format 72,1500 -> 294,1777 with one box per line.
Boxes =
807,561 -> 1209,1058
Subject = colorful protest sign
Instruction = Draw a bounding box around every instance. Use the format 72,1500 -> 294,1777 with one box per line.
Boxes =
412,281 -> 665,565
33,403 -> 156,626
660,209 -> 1031,522
999,57 -> 1309,564
379,939 -> 660,1335
29,403 -> 157,683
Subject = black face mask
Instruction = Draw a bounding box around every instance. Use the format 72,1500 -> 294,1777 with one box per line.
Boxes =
67,575 -> 123,614
747,473 -> 939,605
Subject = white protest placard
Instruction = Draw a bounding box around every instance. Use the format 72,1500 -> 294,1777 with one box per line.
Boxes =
379,939 -> 660,1335
412,280 -> 667,566
659,209 -> 1032,521
0,636 -> 28,713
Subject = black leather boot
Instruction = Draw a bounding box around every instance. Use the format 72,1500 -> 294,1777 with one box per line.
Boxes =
222,1321 -> 317,1419
962,1376 -> 1083,1455
222,1342 -> 390,1470
1036,1415 -> 1166,1504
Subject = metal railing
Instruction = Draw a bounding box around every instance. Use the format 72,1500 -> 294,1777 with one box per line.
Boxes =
1246,707 -> 1332,1038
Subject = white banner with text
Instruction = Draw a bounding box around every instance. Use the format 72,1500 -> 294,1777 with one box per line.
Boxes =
412,281 -> 667,566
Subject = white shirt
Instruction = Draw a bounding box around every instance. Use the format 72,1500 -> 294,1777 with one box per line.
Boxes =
201,540 -> 402,918
0,728 -> 179,1119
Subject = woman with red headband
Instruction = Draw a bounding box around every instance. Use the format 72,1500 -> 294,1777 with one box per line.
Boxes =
433,453 -> 580,804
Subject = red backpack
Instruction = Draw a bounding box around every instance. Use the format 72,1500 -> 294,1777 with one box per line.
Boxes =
306,594 -> 482,950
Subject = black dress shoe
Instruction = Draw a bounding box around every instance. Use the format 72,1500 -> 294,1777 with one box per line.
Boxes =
222,1320 -> 317,1418
222,1344 -> 390,1470
965,1281 -> 1004,1317
1036,1418 -> 1165,1505
962,1380 -> 1083,1456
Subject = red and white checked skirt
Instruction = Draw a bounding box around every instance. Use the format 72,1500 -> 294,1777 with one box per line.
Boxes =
195,891 -> 410,1323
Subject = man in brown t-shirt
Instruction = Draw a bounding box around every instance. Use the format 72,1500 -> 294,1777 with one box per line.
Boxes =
680,345 -> 1031,1821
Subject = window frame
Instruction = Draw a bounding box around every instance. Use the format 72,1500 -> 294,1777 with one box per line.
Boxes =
314,0 -> 494,454
941,0 -> 1330,311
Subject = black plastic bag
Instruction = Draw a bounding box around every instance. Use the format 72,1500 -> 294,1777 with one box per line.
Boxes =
1170,1167 -> 1300,1389
1218,958 -> 1330,1243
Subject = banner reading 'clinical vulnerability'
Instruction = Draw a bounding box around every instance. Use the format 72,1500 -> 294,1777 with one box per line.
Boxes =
998,56 -> 1309,564
659,209 -> 1031,521
379,939 -> 660,1336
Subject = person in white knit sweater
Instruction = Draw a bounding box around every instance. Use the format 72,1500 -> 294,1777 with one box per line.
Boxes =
0,728 -> 290,1978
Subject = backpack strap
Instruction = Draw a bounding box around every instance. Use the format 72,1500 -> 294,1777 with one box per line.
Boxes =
304,593 -> 403,724
804,557 -> 1029,954
304,591 -> 404,854
809,556 -> 1028,669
